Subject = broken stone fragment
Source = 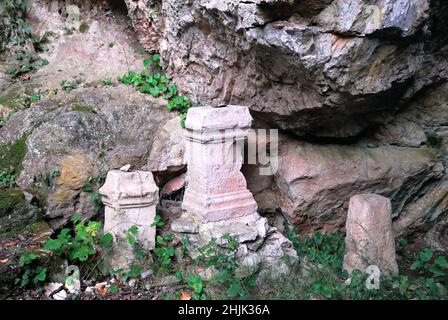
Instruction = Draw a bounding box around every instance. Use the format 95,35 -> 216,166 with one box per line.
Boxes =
343,194 -> 399,276
171,215 -> 199,234
99,170 -> 159,270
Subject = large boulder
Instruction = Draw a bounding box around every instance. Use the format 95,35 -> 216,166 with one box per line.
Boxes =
245,133 -> 438,232
0,86 -> 184,229
0,1 -> 185,229
160,0 -> 448,138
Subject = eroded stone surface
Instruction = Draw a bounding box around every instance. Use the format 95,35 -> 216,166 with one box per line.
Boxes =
343,194 -> 399,275
99,170 -> 159,270
176,105 -> 298,280
160,0 -> 447,138
182,106 -> 257,222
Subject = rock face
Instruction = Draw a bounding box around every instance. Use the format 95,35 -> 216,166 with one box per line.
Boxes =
161,0 -> 447,138
270,136 -> 438,232
156,0 -> 448,247
1,0 -> 448,254
123,0 -> 163,52
343,194 -> 399,275
0,1 -> 185,229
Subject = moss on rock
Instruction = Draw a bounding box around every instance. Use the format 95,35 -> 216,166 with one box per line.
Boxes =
0,134 -> 27,174
0,188 -> 40,234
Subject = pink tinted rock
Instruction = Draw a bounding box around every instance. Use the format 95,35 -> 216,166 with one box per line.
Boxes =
161,173 -> 186,196
343,194 -> 399,275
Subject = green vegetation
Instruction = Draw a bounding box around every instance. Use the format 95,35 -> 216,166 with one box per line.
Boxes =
119,53 -> 196,128
16,215 -> 113,287
44,215 -> 109,263
282,230 -> 448,300
426,132 -> 443,148
1,0 -> 32,51
0,134 -> 28,189
12,210 -> 448,300
60,79 -> 83,92
8,50 -> 49,79
0,188 -> 25,213
82,175 -> 105,214
79,22 -> 89,33
0,170 -> 17,188
1,1 -> 50,78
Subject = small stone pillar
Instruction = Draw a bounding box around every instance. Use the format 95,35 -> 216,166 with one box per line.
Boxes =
175,105 -> 298,282
182,105 -> 258,222
99,170 -> 159,269
343,194 -> 399,276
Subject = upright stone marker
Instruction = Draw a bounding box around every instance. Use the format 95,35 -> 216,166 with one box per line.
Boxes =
175,105 -> 298,281
343,193 -> 399,275
182,105 -> 258,222
99,170 -> 159,269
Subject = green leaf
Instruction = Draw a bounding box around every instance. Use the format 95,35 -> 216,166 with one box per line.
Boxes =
188,275 -> 204,294
128,266 -> 142,278
156,235 -> 166,246
227,282 -> 244,298
419,248 -> 434,262
128,225 -> 139,236
410,261 -> 421,271
429,265 -> 447,277
434,256 -> 448,268
100,233 -> 113,248
19,252 -> 39,266
143,58 -> 153,67
33,267 -> 47,284
44,239 -> 63,251
110,285 -> 119,294
71,215 -> 82,224
149,86 -> 160,97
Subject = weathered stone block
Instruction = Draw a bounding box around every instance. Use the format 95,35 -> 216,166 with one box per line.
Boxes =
99,170 -> 159,270
343,193 -> 399,275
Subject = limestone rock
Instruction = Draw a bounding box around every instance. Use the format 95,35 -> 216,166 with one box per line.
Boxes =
100,170 -> 159,270
160,0 -> 447,138
123,0 -> 163,52
0,189 -> 40,234
245,133 -> 437,233
171,216 -> 199,234
343,194 -> 399,275
316,0 -> 430,37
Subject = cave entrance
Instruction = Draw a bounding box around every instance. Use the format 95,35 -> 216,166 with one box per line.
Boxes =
105,0 -> 129,17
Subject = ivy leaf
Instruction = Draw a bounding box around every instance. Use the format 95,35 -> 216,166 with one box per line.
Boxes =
128,266 -> 142,278
71,215 -> 82,224
18,252 -> 39,267
33,267 -> 47,284
128,226 -> 139,236
149,86 -> 160,97
419,248 -> 434,262
100,233 -> 113,248
44,239 -> 63,251
434,256 -> 448,268
143,58 -> 153,67
156,235 -> 166,246
226,282 -> 244,298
